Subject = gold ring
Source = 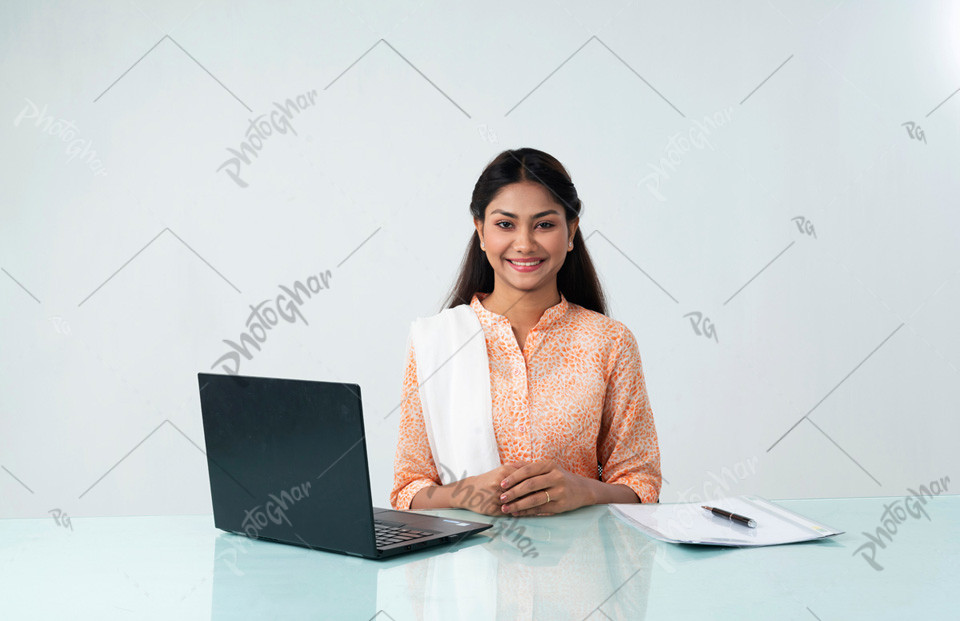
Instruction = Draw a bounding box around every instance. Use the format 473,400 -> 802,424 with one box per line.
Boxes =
544,490 -> 551,504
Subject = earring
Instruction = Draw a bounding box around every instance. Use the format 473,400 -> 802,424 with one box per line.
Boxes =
480,242 -> 485,250
568,242 -> 573,250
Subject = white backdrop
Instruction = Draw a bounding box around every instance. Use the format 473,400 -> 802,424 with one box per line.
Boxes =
1,1 -> 958,519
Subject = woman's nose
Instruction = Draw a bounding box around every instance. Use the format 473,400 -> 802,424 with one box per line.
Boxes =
514,226 -> 536,250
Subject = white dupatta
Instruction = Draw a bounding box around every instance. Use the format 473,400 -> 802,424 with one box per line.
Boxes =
408,304 -> 501,484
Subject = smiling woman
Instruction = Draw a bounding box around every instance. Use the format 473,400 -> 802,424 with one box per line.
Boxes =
391,148 -> 662,519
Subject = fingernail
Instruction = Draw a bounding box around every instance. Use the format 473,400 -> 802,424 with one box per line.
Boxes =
501,480 -> 508,488
500,494 -> 507,501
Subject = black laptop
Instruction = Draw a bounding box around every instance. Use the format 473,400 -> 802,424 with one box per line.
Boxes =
197,372 -> 492,559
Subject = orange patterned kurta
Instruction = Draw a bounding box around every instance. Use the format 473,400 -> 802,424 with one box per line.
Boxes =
390,291 -> 661,510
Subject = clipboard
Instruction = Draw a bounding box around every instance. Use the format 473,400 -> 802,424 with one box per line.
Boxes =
610,495 -> 843,547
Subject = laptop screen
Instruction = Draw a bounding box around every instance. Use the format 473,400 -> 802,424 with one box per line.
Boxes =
198,373 -> 377,557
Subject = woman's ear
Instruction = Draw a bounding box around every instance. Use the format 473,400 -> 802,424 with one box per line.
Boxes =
474,218 -> 484,245
568,217 -> 580,244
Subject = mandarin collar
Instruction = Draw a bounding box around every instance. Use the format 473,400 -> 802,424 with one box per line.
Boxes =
469,291 -> 569,332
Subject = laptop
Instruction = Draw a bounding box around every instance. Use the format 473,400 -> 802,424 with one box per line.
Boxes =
197,372 -> 492,559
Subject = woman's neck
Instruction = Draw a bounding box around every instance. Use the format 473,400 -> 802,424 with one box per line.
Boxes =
481,287 -> 561,327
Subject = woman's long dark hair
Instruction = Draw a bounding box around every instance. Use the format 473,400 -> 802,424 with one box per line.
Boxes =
442,148 -> 607,315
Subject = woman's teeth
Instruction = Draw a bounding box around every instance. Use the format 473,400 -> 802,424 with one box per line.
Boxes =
509,259 -> 543,266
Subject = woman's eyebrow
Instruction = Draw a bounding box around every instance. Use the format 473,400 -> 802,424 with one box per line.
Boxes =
490,208 -> 561,219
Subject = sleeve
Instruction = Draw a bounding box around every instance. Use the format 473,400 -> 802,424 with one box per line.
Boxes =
389,338 -> 442,510
597,324 -> 662,504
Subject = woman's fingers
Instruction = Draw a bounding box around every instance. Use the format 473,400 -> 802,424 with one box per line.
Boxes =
499,471 -> 554,504
500,459 -> 552,491
501,485 -> 554,514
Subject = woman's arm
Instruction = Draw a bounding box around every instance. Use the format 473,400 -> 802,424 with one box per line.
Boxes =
409,482 -> 457,510
497,459 -> 638,516
589,480 -> 640,504
390,342 -> 443,510
410,463 -> 524,515
597,324 -> 661,503
498,325 -> 660,516
393,338 -> 526,515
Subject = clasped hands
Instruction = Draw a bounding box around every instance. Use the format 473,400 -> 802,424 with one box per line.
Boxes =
452,459 -> 594,517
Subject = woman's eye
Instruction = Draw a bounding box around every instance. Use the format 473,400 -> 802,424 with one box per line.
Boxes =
494,221 -> 555,229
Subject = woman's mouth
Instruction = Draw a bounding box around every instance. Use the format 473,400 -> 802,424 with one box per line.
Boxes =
507,258 -> 545,272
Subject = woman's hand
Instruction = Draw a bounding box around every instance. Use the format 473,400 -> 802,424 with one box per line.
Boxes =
448,462 -> 525,516
497,459 -> 596,517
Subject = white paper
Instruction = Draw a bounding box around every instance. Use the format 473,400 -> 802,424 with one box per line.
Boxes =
610,495 -> 843,547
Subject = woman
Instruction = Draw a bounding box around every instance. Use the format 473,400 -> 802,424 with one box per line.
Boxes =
390,148 -> 661,517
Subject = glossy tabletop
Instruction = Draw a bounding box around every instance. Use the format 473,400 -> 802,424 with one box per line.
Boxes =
1,495 -> 957,620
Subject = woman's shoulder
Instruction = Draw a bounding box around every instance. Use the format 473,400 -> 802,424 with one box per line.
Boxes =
565,301 -> 635,346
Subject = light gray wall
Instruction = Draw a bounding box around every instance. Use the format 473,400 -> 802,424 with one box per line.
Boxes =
2,1 -> 958,518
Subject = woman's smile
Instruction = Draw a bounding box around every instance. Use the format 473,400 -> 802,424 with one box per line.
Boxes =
507,258 -> 545,271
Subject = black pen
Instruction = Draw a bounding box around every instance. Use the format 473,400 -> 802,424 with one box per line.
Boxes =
702,505 -> 757,528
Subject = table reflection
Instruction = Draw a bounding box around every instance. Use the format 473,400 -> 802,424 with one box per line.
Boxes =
211,506 -> 662,620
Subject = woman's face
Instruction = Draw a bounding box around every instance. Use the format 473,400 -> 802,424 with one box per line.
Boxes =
474,181 -> 578,300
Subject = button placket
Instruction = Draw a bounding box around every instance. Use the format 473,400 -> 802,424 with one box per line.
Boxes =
512,345 -> 531,447
472,293 -> 568,463
513,354 -> 529,433
519,329 -> 539,454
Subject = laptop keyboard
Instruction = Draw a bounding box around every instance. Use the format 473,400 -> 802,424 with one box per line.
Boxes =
374,521 -> 434,548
